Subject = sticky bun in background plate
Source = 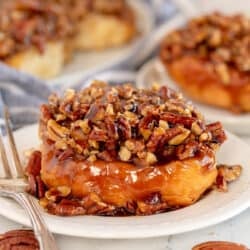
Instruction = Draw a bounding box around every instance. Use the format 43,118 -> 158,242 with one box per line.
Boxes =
24,81 -> 241,216
0,0 -> 136,79
160,12 -> 250,113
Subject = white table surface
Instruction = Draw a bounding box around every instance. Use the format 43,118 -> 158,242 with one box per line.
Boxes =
1,136 -> 250,250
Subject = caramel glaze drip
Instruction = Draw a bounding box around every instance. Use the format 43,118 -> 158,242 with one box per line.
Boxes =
41,141 -> 217,208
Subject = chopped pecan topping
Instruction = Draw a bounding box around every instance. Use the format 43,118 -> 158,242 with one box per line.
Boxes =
119,146 -> 131,161
176,141 -> 199,160
40,81 -> 226,166
161,12 -> 250,83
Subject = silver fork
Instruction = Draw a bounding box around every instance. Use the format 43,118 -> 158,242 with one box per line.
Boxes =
0,107 -> 59,250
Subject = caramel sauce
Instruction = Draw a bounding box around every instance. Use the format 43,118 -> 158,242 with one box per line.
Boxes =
41,142 -> 217,208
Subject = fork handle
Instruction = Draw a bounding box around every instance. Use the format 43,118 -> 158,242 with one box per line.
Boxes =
0,190 -> 59,250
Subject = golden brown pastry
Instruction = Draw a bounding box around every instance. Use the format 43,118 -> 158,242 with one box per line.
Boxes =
74,0 -> 136,50
160,12 -> 250,113
0,0 -> 75,79
0,0 -> 136,78
25,81 -> 227,216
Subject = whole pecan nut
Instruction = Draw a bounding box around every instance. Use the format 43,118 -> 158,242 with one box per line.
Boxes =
0,229 -> 39,250
192,241 -> 248,250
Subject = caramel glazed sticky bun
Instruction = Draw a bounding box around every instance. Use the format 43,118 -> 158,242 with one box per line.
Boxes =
160,12 -> 250,113
0,0 -> 136,78
25,81 -> 240,216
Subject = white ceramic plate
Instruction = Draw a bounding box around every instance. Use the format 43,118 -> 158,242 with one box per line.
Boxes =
47,0 -> 154,88
0,124 -> 249,239
136,58 -> 250,135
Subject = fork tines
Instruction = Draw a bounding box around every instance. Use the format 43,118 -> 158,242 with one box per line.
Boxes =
0,107 -> 24,179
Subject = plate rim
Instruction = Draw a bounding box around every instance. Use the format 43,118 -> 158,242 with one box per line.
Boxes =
0,124 -> 249,239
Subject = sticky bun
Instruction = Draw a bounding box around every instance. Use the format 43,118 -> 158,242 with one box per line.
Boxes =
0,0 -> 136,78
160,12 -> 250,113
26,81 -> 230,216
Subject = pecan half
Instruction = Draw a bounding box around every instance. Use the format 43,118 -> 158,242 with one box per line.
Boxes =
0,229 -> 39,250
192,241 -> 248,250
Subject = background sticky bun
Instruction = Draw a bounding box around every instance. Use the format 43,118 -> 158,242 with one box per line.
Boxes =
26,81 -> 228,216
160,12 -> 250,113
73,0 -> 136,51
0,0 -> 136,78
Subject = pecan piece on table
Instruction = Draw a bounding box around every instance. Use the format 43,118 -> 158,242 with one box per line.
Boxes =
0,229 -> 39,250
192,241 -> 248,250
